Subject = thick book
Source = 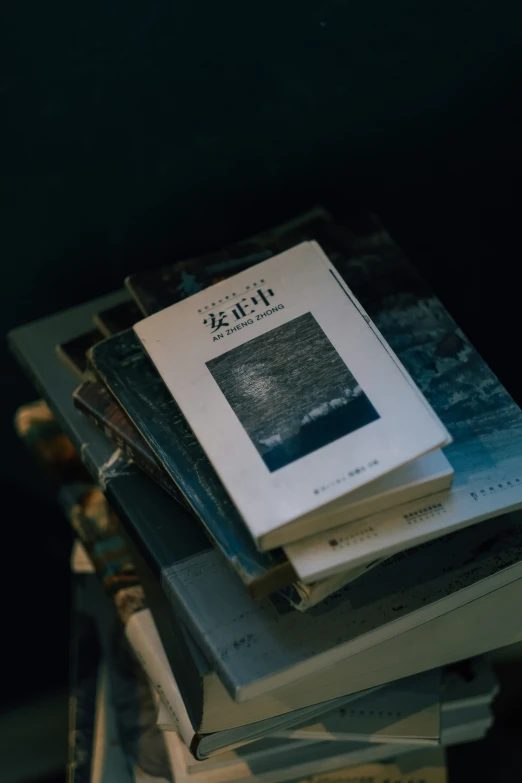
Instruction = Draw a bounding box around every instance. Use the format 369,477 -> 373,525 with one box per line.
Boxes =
134,241 -> 452,550
9,296 -> 522,707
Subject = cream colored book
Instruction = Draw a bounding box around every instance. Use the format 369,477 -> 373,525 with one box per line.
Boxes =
134,241 -> 451,551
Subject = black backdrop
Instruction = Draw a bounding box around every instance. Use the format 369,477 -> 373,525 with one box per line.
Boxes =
2,0 -> 521,753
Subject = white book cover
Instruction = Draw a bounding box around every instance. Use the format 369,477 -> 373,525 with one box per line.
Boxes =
285,478 -> 522,583
134,241 -> 450,550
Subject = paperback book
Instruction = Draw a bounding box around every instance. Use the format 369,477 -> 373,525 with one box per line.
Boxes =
134,241 -> 452,550
127,213 -> 522,580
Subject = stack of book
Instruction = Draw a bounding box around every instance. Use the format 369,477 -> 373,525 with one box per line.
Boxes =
68,536 -> 499,783
10,209 -> 522,781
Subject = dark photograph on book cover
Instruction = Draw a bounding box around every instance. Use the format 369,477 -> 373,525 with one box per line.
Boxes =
206,312 -> 379,471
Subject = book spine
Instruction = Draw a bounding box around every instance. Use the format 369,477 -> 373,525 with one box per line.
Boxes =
125,609 -> 197,752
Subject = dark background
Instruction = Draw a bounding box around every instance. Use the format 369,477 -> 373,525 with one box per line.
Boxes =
2,1 -> 521,780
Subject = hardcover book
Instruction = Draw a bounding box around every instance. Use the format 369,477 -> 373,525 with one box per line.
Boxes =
134,241 -> 452,550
